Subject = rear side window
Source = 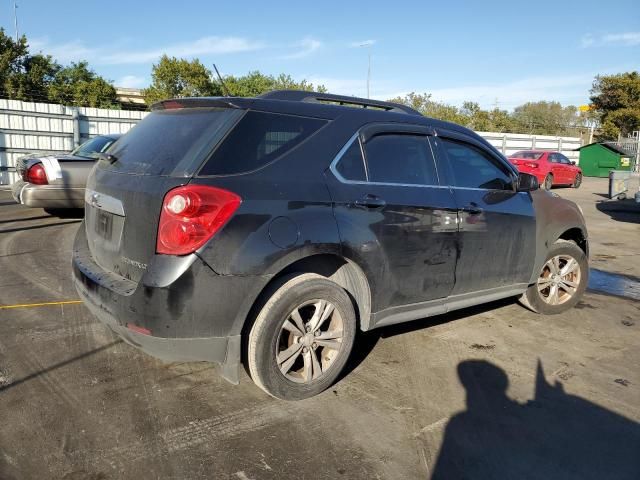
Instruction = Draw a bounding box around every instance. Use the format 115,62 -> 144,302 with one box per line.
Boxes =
335,140 -> 367,181
442,139 -> 513,190
200,111 -> 327,176
106,108 -> 237,175
364,134 -> 437,185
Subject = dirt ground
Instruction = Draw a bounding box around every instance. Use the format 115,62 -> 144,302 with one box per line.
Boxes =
0,177 -> 639,480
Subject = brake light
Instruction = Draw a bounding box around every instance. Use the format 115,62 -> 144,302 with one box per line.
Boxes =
525,162 -> 538,169
24,164 -> 48,185
156,185 -> 241,255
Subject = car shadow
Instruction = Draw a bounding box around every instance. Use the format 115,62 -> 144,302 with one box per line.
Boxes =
430,360 -> 640,479
0,215 -> 51,225
595,199 -> 640,224
0,340 -> 122,393
0,219 -> 81,234
340,297 -> 516,380
44,208 -> 85,219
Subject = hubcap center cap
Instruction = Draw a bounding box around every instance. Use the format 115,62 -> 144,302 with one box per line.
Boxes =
302,333 -> 314,347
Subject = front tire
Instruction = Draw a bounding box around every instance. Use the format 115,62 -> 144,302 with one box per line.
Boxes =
519,240 -> 588,315
573,173 -> 582,189
247,273 -> 356,400
543,174 -> 554,190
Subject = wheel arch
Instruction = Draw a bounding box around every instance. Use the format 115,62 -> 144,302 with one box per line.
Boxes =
241,253 -> 372,342
558,227 -> 589,257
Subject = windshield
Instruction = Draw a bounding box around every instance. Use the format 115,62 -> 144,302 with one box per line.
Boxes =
509,151 -> 544,160
71,136 -> 116,159
104,108 -> 240,176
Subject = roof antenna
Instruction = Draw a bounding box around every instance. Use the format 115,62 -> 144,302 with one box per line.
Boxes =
212,64 -> 230,97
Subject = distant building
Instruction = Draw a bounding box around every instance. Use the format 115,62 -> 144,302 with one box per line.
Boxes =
115,87 -> 147,110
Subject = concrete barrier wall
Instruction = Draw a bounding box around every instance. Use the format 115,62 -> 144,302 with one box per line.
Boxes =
1,99 -> 583,185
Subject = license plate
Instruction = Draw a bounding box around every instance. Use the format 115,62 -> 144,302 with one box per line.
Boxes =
94,209 -> 113,239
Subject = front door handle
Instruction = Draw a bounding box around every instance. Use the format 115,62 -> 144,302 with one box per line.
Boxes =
354,194 -> 386,209
461,202 -> 483,215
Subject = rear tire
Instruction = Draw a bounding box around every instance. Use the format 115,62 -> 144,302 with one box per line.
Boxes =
519,239 -> 588,315
573,173 -> 582,189
543,174 -> 553,190
247,273 -> 356,400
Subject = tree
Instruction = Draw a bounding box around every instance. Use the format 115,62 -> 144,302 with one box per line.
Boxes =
47,61 -> 117,108
143,60 -> 327,104
1,29 -> 117,107
388,92 -> 468,125
590,72 -> 640,140
143,55 -> 220,104
511,101 -> 578,136
1,29 -> 59,102
223,71 -> 326,97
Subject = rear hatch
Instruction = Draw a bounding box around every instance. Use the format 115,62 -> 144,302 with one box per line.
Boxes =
85,105 -> 243,283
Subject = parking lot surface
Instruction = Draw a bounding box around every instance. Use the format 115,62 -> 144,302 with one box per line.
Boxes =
1,177 -> 639,479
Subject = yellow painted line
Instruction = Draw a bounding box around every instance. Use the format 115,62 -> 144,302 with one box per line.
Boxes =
0,300 -> 83,310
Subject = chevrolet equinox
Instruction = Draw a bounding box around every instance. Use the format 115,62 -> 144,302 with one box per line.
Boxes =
72,90 -> 589,400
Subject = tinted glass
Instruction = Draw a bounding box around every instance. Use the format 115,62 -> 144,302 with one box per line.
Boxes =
201,111 -> 327,175
442,139 -> 513,190
106,108 -> 236,175
71,136 -> 116,159
364,134 -> 437,185
549,154 -> 560,163
559,154 -> 571,164
335,140 -> 366,181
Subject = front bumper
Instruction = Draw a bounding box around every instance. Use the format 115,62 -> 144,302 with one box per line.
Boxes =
71,223 -> 269,383
11,179 -> 85,208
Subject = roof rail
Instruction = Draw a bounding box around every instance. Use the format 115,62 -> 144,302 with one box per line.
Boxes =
259,90 -> 422,116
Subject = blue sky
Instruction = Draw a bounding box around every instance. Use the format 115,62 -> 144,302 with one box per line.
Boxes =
2,0 -> 639,109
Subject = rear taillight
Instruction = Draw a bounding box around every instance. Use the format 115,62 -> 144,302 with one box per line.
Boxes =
525,162 -> 538,169
156,185 -> 241,255
24,164 -> 48,185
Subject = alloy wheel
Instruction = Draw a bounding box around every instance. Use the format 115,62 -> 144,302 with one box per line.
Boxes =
275,299 -> 344,383
537,254 -> 582,305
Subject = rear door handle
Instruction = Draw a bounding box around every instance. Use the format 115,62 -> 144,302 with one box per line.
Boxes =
460,202 -> 483,215
354,194 -> 386,209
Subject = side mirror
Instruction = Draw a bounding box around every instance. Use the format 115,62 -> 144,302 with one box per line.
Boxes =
517,172 -> 539,192
570,161 -> 576,165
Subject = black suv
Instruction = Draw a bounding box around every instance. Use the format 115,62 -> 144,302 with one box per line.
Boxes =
73,91 -> 589,400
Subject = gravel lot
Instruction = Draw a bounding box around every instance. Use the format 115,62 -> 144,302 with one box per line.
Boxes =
0,177 -> 639,480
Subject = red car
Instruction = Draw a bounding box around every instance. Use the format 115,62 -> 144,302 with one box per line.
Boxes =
508,150 -> 582,190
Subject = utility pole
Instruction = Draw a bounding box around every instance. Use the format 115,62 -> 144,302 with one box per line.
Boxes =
13,1 -> 19,42
358,41 -> 374,99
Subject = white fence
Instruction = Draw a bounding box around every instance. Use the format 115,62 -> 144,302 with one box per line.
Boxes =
1,99 -> 583,185
0,99 -> 147,184
478,131 -> 582,161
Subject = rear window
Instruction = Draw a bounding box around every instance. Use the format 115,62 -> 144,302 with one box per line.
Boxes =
509,151 -> 543,160
105,108 -> 238,175
71,136 -> 117,159
199,111 -> 327,176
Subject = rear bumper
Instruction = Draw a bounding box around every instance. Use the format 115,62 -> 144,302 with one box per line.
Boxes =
12,180 -> 85,208
72,223 -> 270,382
76,280 -> 233,364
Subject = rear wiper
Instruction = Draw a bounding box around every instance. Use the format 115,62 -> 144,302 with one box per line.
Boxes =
97,152 -> 118,164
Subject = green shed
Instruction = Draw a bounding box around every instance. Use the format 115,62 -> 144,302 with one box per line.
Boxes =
577,142 -> 633,178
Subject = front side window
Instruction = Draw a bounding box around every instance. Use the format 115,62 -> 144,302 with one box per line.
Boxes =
200,111 -> 327,176
363,134 -> 437,185
441,139 -> 513,190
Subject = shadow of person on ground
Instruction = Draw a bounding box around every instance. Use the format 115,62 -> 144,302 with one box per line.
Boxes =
431,360 -> 640,480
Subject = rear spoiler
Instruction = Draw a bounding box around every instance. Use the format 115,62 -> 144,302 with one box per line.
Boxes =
151,98 -> 245,111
